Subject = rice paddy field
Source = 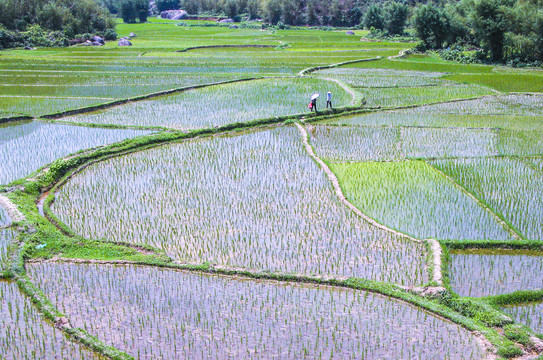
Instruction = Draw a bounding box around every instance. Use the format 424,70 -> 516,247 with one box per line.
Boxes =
0,120 -> 149,185
1,18 -> 542,360
449,249 -> 543,297
27,263 -> 485,360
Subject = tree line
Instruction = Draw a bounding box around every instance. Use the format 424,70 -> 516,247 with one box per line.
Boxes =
0,0 -> 115,49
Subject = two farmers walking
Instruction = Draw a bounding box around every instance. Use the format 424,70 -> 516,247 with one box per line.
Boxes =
309,91 -> 332,112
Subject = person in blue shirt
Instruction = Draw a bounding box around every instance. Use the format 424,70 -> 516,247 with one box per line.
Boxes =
326,91 -> 332,109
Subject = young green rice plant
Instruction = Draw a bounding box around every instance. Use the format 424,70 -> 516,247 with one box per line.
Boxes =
58,78 -> 352,130
431,157 -> 543,240
329,161 -> 513,240
308,125 -> 498,162
404,95 -> 543,117
28,263 -> 486,359
526,157 -> 543,172
308,125 -> 403,162
0,120 -> 150,185
449,249 -> 543,297
0,279 -> 99,359
53,127 -> 427,285
357,84 -> 494,108
498,130 -> 543,157
0,207 -> 10,227
324,112 -> 543,132
0,96 -> 115,118
313,68 -> 447,88
0,229 -> 17,272
501,302 -> 543,334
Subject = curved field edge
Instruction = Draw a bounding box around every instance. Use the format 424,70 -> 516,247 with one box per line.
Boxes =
0,121 -> 537,359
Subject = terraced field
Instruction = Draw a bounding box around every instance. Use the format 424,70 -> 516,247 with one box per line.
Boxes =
1,19 -> 542,360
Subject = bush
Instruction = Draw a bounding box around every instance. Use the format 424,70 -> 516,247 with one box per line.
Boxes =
101,28 -> 118,41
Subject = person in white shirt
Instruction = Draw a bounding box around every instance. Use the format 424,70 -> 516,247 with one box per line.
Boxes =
326,91 -> 332,109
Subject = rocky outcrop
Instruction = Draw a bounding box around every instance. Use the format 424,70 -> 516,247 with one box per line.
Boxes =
118,38 -> 132,46
160,10 -> 188,20
219,18 -> 234,23
346,30 -> 355,35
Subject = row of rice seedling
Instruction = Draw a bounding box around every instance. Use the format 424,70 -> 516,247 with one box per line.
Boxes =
312,68 -> 447,88
0,229 -> 16,272
59,78 -> 352,130
498,130 -> 543,156
0,207 -> 10,227
448,249 -> 543,297
344,56 -> 495,74
443,73 -> 543,93
526,157 -> 543,171
53,127 -> 428,284
501,302 -> 543,334
324,112 -> 543,132
328,161 -> 513,240
0,96 -> 115,118
27,263 -> 486,359
308,125 -> 498,162
0,120 -> 149,185
356,84 -> 494,108
0,279 -> 98,359
431,157 -> 543,240
405,95 -> 543,117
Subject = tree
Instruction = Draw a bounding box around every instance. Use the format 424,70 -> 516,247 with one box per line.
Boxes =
363,4 -> 385,30
262,0 -> 282,24
413,4 -> 449,49
384,1 -> 409,35
471,0 -> 508,62
156,0 -> 181,12
119,0 -> 149,23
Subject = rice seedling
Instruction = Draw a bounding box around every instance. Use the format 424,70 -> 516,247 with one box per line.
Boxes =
0,96 -> 120,118
0,207 -> 10,227
324,112 -> 543,132
58,78 -> 352,130
356,84 -> 494,108
27,262 -> 486,359
404,95 -> 543,117
53,127 -> 427,284
0,229 -> 17,272
498,130 -> 543,156
344,57 -> 495,74
329,161 -> 513,240
501,302 -> 543,334
0,120 -> 150,185
313,68 -> 447,88
308,125 -> 498,162
449,249 -> 543,297
431,157 -> 543,240
0,279 -> 99,359
308,125 -> 403,162
444,73 -> 543,93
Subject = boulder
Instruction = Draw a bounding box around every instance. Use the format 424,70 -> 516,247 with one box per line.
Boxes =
129,32 -> 137,38
118,39 -> 132,46
92,41 -> 103,46
160,10 -> 188,20
92,35 -> 105,44
346,30 -> 355,35
219,18 -> 234,23
229,24 -> 239,29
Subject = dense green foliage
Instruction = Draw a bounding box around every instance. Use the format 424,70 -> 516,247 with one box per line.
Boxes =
0,0 -> 115,48
412,0 -> 543,65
